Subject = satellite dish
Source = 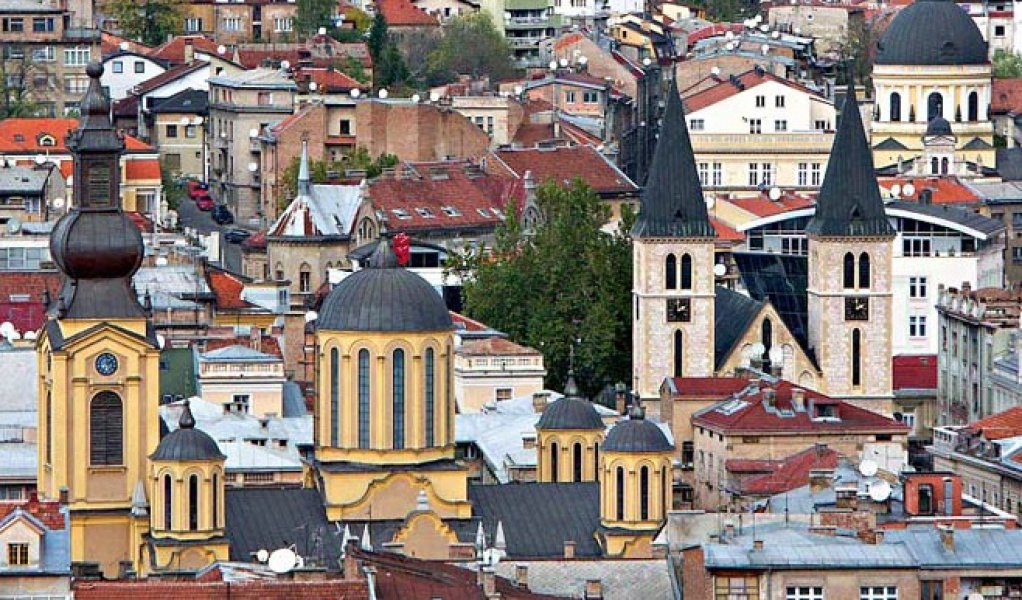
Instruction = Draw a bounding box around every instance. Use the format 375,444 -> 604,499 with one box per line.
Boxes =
769,186 -> 781,200
903,183 -> 916,197
548,60 -> 558,71
155,256 -> 168,266
34,154 -> 45,165
890,184 -> 901,197
512,85 -> 523,96
8,331 -> 20,341
280,60 -> 291,69
711,66 -> 721,76
642,57 -> 652,67
750,342 -> 766,356
762,44 -> 770,55
304,310 -> 318,323
859,459 -> 879,477
350,88 -> 361,98
249,128 -> 259,138
217,45 -> 227,55
578,55 -> 588,66
705,195 -> 716,209
412,93 -> 421,103
248,162 -> 258,172
760,24 -> 770,33
0,322 -> 14,336
754,14 -> 763,23
309,81 -> 318,91
318,26 -> 327,35
6,218 -> 22,234
267,548 -> 298,574
768,345 -> 783,364
156,334 -> 166,349
23,331 -> 36,340
193,116 -> 204,125
713,263 -> 727,277
51,198 -> 64,209
119,41 -> 129,51
726,42 -> 736,51
869,480 -> 892,502
771,30 -> 781,39
558,58 -> 568,68
725,31 -> 735,40
256,549 -> 269,562
378,88 -> 388,99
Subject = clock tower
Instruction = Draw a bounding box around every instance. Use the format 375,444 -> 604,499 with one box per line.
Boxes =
806,83 -> 895,410
36,62 -> 161,576
632,82 -> 717,401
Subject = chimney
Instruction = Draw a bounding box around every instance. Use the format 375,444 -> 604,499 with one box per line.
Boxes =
481,566 -> 497,597
791,388 -> 805,411
809,469 -> 834,493
615,382 -> 628,415
752,539 -> 764,550
522,432 -> 536,450
961,281 -> 971,294
58,487 -> 69,504
939,525 -> 955,551
724,523 -> 735,538
563,540 -> 576,559
184,38 -> 195,65
584,579 -> 604,599
515,563 -> 529,588
532,392 -> 549,413
250,327 -> 262,352
808,525 -> 837,537
28,491 -> 39,512
873,529 -> 885,545
343,543 -> 362,580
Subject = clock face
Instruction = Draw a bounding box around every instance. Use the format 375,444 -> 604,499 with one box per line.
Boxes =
844,296 -> 869,321
666,298 -> 691,322
95,352 -> 118,376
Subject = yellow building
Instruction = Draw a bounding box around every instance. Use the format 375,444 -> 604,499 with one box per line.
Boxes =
871,0 -> 996,176
535,371 -> 605,483
598,403 -> 673,558
312,239 -> 472,522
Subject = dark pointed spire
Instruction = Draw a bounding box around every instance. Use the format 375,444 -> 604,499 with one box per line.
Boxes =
807,81 -> 894,238
179,400 -> 196,429
367,235 -> 399,269
297,138 -> 312,198
66,62 -> 124,157
628,398 -> 645,420
632,80 -> 716,239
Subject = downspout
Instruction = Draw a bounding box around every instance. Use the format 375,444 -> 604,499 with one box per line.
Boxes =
364,566 -> 378,600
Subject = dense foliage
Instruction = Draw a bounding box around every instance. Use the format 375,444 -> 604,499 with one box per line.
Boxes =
425,13 -> 515,85
108,0 -> 182,46
278,148 -> 398,208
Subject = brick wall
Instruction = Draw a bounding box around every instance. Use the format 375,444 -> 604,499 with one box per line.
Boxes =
74,579 -> 369,599
681,546 -> 713,600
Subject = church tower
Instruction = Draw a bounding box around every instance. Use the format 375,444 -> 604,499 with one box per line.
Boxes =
535,368 -> 605,483
35,62 -> 162,576
806,83 -> 895,410
632,82 -> 717,401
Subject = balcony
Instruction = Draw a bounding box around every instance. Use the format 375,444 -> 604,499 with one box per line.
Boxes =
508,36 -> 544,49
213,135 -> 230,149
505,16 -> 552,30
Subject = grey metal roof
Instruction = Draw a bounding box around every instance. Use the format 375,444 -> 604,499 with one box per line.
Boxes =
806,85 -> 895,238
491,559 -> 672,600
926,116 -> 953,137
962,136 -> 994,150
873,137 -> 909,151
875,0 -> 987,66
149,88 -> 209,115
317,243 -> 452,333
996,148 -> 1022,182
199,344 -> 280,363
603,412 -> 673,453
282,381 -> 307,417
535,397 -> 604,430
0,166 -> 49,195
884,528 -> 1022,568
469,482 -> 601,558
714,287 -> 762,371
225,487 -> 341,564
705,534 -> 918,569
885,200 -> 1004,238
632,81 -> 716,239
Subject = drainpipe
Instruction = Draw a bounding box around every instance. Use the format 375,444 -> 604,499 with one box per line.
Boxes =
364,566 -> 378,600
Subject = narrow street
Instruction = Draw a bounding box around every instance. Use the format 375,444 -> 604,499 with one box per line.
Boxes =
175,195 -> 244,274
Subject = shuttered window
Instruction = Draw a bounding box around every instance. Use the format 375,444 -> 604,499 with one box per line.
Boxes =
90,392 -> 122,465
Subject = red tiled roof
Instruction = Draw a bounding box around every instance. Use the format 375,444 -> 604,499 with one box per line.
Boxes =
101,32 -> 153,57
206,336 -> 283,358
368,161 -> 521,233
74,579 -> 370,599
491,145 -> 637,195
685,22 -> 744,45
293,67 -> 366,92
711,216 -> 744,241
0,496 -> 65,530
666,376 -> 749,398
131,61 -> 207,97
207,271 -> 257,310
0,118 -> 153,153
992,79 -> 1022,114
683,68 -> 823,113
375,0 -> 439,26
877,176 -> 982,205
457,337 -> 541,356
125,159 -> 161,180
511,120 -> 602,147
0,302 -> 46,337
893,355 -> 937,391
126,211 -> 154,233
241,230 -> 268,251
147,36 -> 223,66
725,458 -> 777,474
0,271 -> 60,334
553,31 -> 588,51
965,406 -> 1022,440
450,311 -> 493,333
692,380 -> 909,434
725,192 -> 815,218
739,445 -> 840,495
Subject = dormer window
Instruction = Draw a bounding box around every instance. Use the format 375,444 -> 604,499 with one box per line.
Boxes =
415,207 -> 435,218
7,542 -> 28,566
441,206 -> 461,217
392,209 -> 411,219
38,134 -> 55,147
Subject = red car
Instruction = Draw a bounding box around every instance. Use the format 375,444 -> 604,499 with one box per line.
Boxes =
187,180 -> 209,199
196,195 -> 214,211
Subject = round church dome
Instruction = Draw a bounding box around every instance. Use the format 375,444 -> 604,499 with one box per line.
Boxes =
604,405 -> 672,453
151,401 -> 225,462
876,0 -> 987,66
926,116 -> 954,136
317,239 -> 452,332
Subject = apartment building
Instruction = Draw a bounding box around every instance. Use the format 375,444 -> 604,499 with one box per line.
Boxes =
179,0 -> 299,45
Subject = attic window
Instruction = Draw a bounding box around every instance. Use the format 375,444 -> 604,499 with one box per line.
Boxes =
415,207 -> 435,218
12,134 -> 24,142
392,209 -> 412,219
476,208 -> 490,217
441,206 -> 461,217
38,134 -> 55,147
492,207 -> 504,218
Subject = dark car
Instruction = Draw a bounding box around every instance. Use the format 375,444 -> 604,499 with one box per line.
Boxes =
212,204 -> 234,225
223,228 -> 252,243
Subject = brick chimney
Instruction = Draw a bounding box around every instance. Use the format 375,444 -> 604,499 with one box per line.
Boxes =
184,38 -> 195,65
563,540 -> 576,559
532,392 -> 549,413
515,563 -> 528,588
481,566 -> 497,597
584,579 -> 604,599
939,525 -> 955,551
752,539 -> 763,550
250,327 -> 262,352
809,469 -> 834,493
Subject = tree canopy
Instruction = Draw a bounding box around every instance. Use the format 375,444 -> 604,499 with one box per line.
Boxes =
425,13 -> 515,85
993,49 -> 1022,78
368,13 -> 411,89
294,0 -> 337,36
107,0 -> 182,46
452,180 -> 634,398
278,148 -> 398,209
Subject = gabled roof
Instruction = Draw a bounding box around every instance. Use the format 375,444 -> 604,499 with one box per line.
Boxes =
683,68 -> 825,113
131,60 -> 208,97
293,67 -> 367,93
491,145 -> 637,196
375,0 -> 440,26
737,445 -> 839,495
148,88 -> 209,114
663,376 -> 749,398
878,176 -> 981,205
806,84 -> 894,238
962,136 -> 994,150
0,118 -> 152,152
964,406 -> 1022,440
714,287 -> 763,370
147,36 -> 224,66
632,81 -> 715,238
268,183 -> 363,238
101,31 -> 153,57
206,268 -> 259,311
873,137 -> 909,150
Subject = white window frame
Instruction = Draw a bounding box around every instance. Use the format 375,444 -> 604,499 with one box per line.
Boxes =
786,586 -> 824,600
64,46 -> 91,67
859,586 -> 897,600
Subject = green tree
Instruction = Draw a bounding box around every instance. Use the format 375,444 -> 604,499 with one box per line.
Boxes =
993,49 -> 1022,78
295,0 -> 337,36
368,13 -> 389,64
278,149 -> 399,209
108,0 -> 182,46
452,180 -> 634,397
337,56 -> 369,84
425,13 -> 515,85
366,12 -> 410,89
0,55 -> 40,118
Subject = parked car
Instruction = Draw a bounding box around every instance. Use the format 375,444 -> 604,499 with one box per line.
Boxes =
186,180 -> 209,199
196,195 -> 214,211
223,228 -> 252,243
212,204 -> 234,225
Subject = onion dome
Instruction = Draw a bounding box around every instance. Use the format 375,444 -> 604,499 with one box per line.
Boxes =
603,403 -> 673,453
875,0 -> 987,66
317,238 -> 452,332
536,370 -> 604,431
151,401 -> 225,461
926,116 -> 954,137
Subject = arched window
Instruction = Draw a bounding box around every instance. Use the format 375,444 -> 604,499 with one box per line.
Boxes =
212,473 -> 219,529
550,442 -> 559,482
858,253 -> 870,289
90,392 -> 122,466
358,218 -> 376,243
163,474 -> 172,530
298,263 -> 311,293
274,262 -> 285,281
640,466 -> 650,520
927,92 -> 943,122
358,349 -> 370,449
188,474 -> 199,531
616,466 -> 625,520
968,91 -> 979,122
425,348 -> 435,447
594,443 -> 600,482
392,349 -> 405,449
843,253 -> 855,289
673,330 -> 683,377
330,348 -> 340,446
890,92 -> 901,122
680,254 -> 693,290
931,157 -> 940,175
852,329 -> 862,387
941,157 -> 949,175
761,318 -> 772,355
665,254 -> 677,289
573,442 -> 583,482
